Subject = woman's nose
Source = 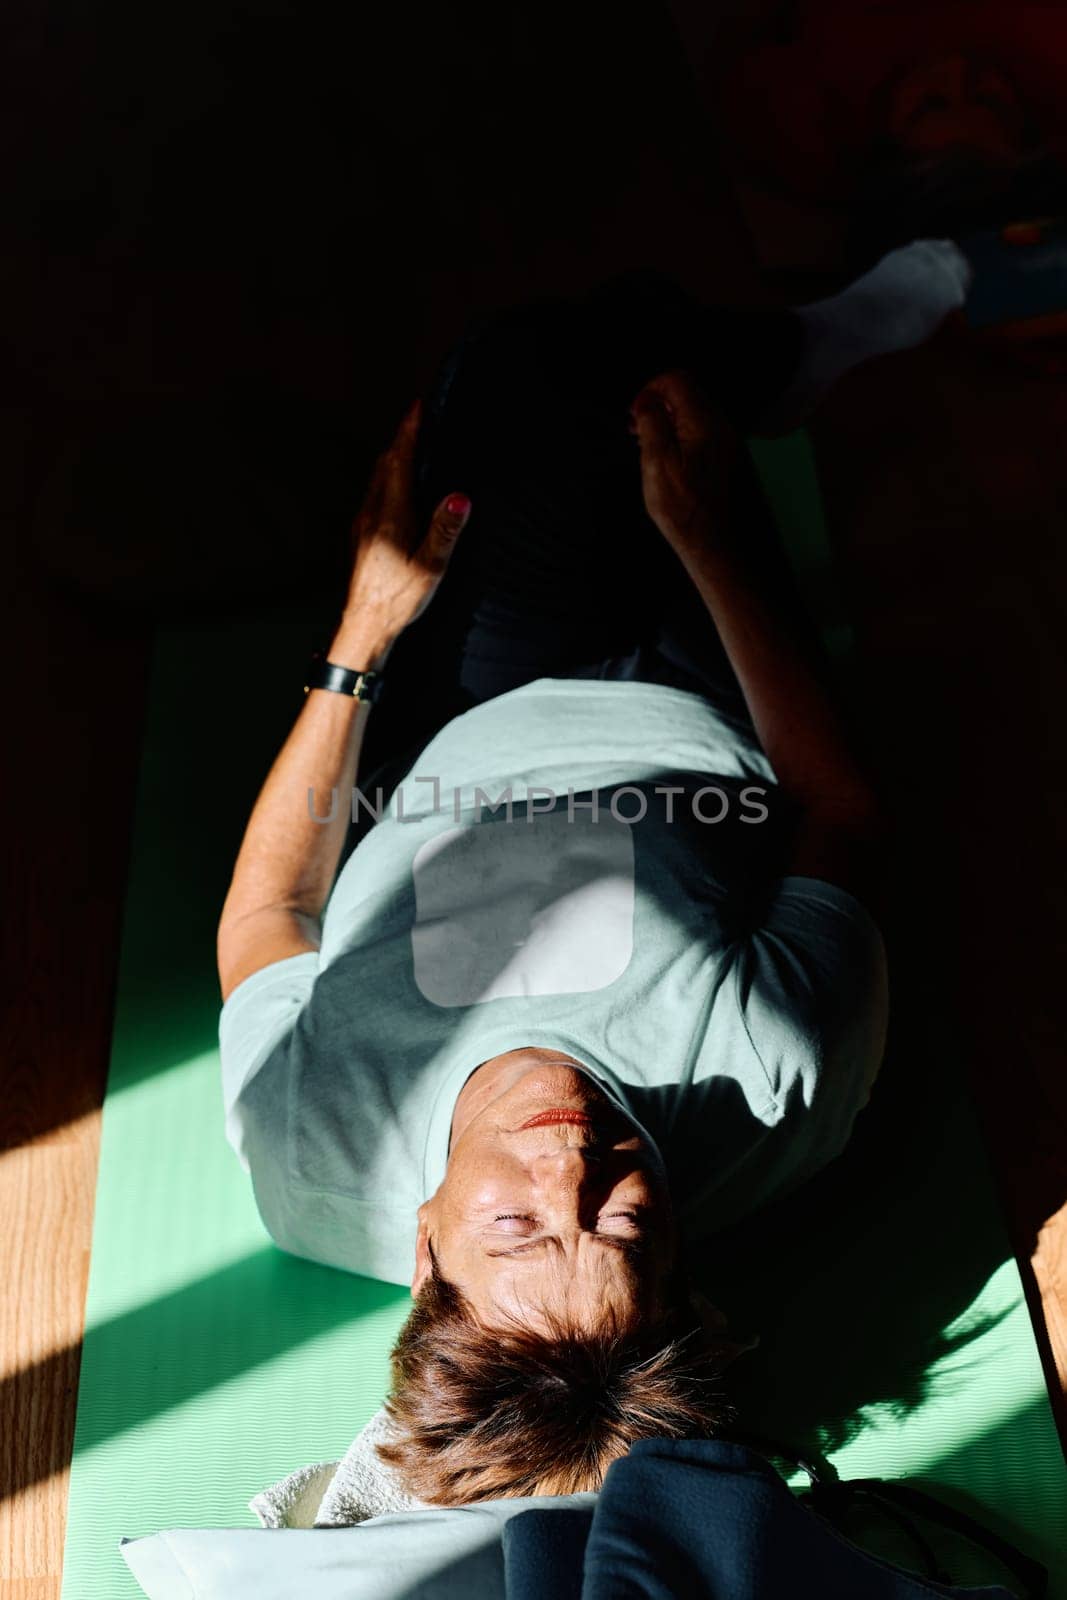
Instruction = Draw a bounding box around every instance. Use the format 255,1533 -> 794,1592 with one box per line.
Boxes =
531,1146 -> 602,1184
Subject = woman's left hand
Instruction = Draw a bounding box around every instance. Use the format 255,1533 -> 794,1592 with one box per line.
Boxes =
341,399 -> 471,653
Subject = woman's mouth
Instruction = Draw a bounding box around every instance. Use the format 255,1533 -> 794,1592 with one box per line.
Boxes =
518,1109 -> 595,1129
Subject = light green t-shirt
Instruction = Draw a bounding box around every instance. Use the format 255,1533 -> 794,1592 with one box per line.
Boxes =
219,678 -> 887,1287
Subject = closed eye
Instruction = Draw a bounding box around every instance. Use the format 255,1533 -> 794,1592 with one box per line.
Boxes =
489,1210 -> 643,1232
598,1210 -> 640,1230
490,1214 -> 538,1236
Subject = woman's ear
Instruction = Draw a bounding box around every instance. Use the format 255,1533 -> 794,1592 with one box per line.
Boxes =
411,1202 -> 435,1299
689,1289 -> 760,1368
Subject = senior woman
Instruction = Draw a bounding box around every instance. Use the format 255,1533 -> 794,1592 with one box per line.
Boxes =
212,261 -> 953,1506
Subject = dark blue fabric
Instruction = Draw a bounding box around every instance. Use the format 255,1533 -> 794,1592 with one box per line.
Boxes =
501,1508 -> 594,1600
499,1443 -> 1022,1600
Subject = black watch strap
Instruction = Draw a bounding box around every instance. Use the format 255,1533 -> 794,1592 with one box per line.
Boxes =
303,656 -> 385,703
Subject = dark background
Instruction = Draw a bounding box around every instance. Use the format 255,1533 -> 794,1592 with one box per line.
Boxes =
6,1 -> 763,616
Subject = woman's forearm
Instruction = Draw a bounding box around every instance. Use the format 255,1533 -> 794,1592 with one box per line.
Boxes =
676,532 -> 876,819
218,611 -> 395,936
632,372 -> 876,821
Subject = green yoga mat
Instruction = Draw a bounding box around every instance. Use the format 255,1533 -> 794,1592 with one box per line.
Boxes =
61,437 -> 1067,1598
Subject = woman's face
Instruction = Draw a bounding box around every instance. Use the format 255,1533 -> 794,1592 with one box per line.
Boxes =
413,1049 -> 677,1334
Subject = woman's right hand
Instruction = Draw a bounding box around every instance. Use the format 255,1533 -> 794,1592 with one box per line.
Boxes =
339,399 -> 472,665
630,370 -> 737,563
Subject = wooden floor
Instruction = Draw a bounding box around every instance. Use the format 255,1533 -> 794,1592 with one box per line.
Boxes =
1,544 -> 150,1597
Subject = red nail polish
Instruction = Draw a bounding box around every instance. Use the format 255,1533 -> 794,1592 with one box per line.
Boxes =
445,493 -> 471,516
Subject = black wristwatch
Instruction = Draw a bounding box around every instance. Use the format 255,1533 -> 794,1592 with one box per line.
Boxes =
303,655 -> 385,704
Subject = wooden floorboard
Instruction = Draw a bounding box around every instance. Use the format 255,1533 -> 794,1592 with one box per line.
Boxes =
0,550 -> 149,1592
0,1131 -> 100,1589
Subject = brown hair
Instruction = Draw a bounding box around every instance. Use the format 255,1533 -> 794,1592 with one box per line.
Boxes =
376,1251 -> 735,1505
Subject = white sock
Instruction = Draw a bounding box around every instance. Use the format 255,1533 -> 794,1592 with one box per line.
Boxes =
758,239 -> 973,432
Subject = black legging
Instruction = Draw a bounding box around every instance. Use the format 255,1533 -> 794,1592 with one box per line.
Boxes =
355,273 -> 811,819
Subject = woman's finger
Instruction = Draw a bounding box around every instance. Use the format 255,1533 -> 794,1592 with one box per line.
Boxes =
647,369 -> 725,447
359,449 -> 390,526
363,399 -> 420,502
630,387 -> 675,456
351,400 -> 424,554
419,491 -> 472,572
385,398 -> 423,476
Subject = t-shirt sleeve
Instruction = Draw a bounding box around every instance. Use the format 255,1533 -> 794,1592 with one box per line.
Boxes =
737,874 -> 888,1171
218,952 -> 320,1169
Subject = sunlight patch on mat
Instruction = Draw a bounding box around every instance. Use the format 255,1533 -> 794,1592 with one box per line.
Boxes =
801,1260 -> 1052,1484
83,1049 -> 269,1326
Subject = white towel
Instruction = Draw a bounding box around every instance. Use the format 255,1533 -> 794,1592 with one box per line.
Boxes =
249,1461 -> 340,1530
249,1407 -> 429,1529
